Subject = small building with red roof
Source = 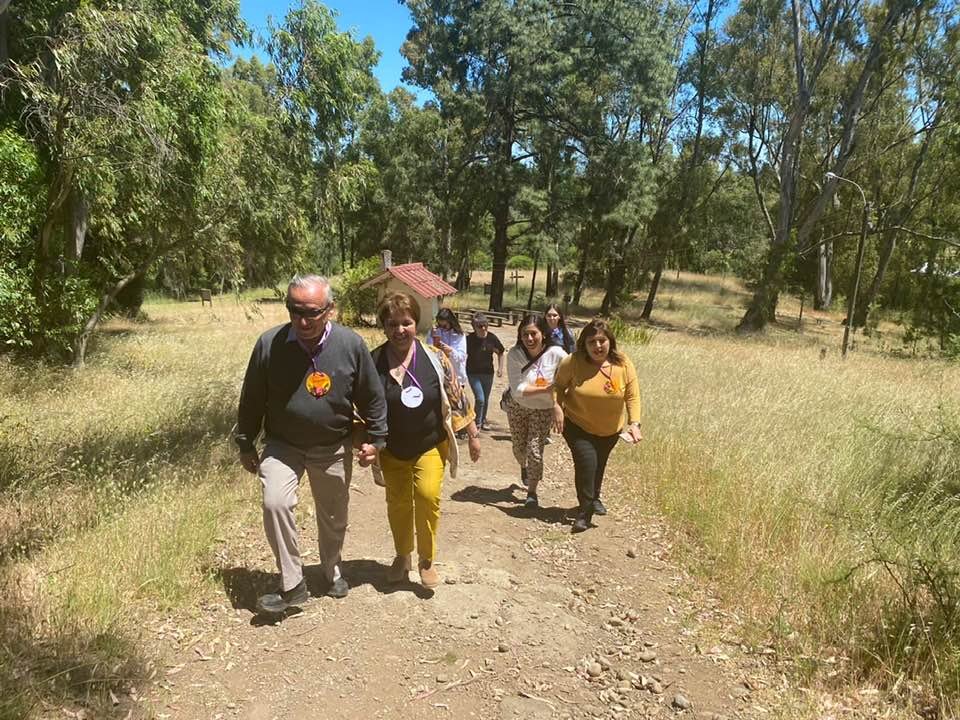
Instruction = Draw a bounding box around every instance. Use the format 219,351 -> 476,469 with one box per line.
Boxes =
362,250 -> 457,331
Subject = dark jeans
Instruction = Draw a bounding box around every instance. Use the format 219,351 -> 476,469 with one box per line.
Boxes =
562,418 -> 619,517
468,373 -> 494,427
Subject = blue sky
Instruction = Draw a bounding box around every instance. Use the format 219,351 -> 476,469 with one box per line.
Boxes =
236,0 -> 420,95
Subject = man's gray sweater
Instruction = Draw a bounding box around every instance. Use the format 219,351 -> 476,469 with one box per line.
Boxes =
235,323 -> 387,452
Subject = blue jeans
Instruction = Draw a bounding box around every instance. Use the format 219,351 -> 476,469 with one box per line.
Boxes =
468,373 -> 494,427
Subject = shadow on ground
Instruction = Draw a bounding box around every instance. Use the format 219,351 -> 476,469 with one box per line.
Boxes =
450,484 -> 575,526
215,558 -> 435,620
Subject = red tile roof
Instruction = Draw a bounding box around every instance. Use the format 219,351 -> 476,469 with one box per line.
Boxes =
362,262 -> 457,298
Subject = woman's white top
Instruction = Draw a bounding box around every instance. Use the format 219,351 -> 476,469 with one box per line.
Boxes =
507,344 -> 567,410
426,327 -> 468,385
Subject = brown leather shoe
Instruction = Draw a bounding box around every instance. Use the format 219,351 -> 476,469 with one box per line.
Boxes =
418,560 -> 440,589
387,555 -> 411,584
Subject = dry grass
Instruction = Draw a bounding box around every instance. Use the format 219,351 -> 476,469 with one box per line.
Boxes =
0,296 -> 279,719
614,328 -> 960,715
0,276 -> 955,718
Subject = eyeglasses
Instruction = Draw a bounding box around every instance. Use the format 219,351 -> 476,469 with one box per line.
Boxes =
286,303 -> 331,319
473,324 -> 488,330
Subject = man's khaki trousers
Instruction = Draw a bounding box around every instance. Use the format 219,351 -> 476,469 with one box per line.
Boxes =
259,438 -> 352,592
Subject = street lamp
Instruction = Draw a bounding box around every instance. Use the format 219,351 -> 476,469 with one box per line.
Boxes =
825,171 -> 869,358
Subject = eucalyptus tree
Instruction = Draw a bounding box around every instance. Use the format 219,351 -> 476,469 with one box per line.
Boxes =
720,0 -> 942,333
1,0 -> 248,364
267,0 -> 379,271
640,0 -> 727,320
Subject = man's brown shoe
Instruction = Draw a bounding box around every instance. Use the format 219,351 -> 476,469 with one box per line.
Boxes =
387,555 -> 411,584
418,560 -> 440,589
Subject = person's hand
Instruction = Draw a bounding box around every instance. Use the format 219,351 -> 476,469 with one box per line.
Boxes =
626,423 -> 643,443
468,434 -> 481,462
239,449 -> 260,474
438,341 -> 452,356
552,404 -> 564,434
356,443 -> 378,467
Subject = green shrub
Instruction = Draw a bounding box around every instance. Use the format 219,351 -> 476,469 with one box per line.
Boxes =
607,314 -> 656,346
507,254 -> 534,270
334,256 -> 382,325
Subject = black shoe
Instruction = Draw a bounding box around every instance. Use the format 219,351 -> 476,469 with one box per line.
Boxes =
520,467 -> 528,487
524,493 -> 539,509
256,579 -> 309,614
571,515 -> 590,534
325,576 -> 349,599
593,499 -> 608,516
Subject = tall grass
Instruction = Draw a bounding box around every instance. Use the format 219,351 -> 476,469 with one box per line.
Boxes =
0,298 -> 278,719
616,332 -> 960,713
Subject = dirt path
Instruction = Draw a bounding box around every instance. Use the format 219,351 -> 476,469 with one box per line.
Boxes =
140,334 -> 775,720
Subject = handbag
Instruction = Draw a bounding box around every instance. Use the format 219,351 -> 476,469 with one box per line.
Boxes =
500,387 -> 511,412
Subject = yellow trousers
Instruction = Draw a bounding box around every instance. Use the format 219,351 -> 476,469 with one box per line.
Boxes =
379,441 -> 448,563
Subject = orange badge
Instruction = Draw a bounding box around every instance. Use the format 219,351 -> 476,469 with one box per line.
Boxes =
603,380 -> 618,395
305,371 -> 332,398
535,376 -> 549,388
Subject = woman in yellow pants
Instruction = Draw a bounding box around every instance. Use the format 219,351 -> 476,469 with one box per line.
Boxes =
371,292 -> 481,588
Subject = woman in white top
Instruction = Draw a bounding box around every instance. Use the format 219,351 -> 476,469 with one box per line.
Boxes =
429,308 -> 468,386
505,313 -> 567,508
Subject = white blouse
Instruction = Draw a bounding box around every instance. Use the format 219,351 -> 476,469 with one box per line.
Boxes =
506,345 -> 567,410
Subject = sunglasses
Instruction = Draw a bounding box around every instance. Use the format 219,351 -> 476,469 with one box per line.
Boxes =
286,303 -> 331,319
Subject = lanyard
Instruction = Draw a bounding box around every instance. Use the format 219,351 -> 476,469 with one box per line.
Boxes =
598,363 -> 613,382
297,322 -> 332,372
392,342 -> 424,393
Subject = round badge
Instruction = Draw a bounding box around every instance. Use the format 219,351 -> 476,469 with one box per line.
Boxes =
534,376 -> 549,388
305,371 -> 331,398
401,386 -> 423,408
603,380 -> 618,395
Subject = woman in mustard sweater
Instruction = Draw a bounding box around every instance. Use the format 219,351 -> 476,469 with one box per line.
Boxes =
553,318 -> 642,533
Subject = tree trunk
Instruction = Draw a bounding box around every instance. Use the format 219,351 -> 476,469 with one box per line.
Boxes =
572,247 -> 588,305
601,226 -> 636,314
526,248 -> 540,310
814,237 -> 833,310
68,190 -> 89,261
73,262 -> 152,368
641,258 -> 664,320
545,262 -> 557,297
853,230 -> 896,328
488,198 -> 509,311
0,4 -> 9,68
337,213 -> 347,270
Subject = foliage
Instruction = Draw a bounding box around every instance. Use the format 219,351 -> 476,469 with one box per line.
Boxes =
606,315 -> 657,347
0,128 -> 44,349
333,255 -> 382,325
506,254 -> 534,270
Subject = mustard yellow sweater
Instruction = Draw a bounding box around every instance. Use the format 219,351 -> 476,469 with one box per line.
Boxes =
554,352 -> 642,436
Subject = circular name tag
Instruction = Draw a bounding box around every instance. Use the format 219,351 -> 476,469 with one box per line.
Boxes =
534,376 -> 549,388
603,380 -> 618,395
401,386 -> 423,408
305,371 -> 331,398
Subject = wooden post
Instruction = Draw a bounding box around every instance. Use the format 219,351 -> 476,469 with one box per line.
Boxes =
509,270 -> 524,299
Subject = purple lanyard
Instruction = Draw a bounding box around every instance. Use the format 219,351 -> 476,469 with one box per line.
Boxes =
297,322 -> 332,372
533,355 -> 545,380
400,343 -> 425,392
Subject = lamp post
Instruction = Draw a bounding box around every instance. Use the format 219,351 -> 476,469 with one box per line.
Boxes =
825,172 -> 869,358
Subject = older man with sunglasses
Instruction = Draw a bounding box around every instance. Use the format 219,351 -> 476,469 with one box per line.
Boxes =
235,274 -> 386,613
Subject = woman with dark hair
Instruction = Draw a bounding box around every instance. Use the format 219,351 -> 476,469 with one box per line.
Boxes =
429,308 -> 468,387
544,303 -> 576,354
505,313 -> 568,508
553,318 -> 642,533
466,312 -> 505,431
371,293 -> 480,588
